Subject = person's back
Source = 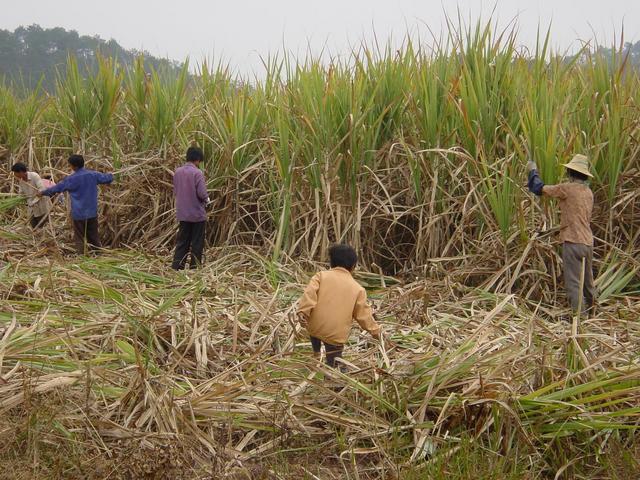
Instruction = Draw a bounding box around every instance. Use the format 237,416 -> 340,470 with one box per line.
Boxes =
297,244 -> 381,367
173,163 -> 207,223
64,168 -> 104,220
171,147 -> 209,270
543,181 -> 593,246
303,268 -> 376,345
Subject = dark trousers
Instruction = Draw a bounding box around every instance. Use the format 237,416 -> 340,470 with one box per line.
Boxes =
563,242 -> 597,313
30,215 -> 47,229
172,221 -> 205,270
73,217 -> 101,254
310,336 -> 344,368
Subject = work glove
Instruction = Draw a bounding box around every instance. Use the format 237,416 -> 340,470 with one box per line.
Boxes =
526,159 -> 538,172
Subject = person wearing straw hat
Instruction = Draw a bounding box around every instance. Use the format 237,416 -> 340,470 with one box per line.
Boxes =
527,154 -> 597,314
10,162 -> 52,229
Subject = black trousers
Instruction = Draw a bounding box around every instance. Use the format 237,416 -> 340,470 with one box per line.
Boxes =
72,217 -> 101,254
310,336 -> 344,367
172,221 -> 205,270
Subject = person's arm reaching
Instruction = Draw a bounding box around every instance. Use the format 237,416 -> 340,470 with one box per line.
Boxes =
297,273 -> 321,321
353,288 -> 381,339
195,171 -> 209,204
40,176 -> 70,197
96,172 -> 114,185
540,184 -> 566,199
527,160 -> 545,196
527,160 -> 566,199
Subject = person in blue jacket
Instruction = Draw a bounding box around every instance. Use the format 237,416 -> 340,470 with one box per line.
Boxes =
39,154 -> 113,254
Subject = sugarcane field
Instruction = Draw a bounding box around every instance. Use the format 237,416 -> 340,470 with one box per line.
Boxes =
1,13 -> 640,480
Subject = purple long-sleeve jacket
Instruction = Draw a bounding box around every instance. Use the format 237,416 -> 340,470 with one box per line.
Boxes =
173,162 -> 209,222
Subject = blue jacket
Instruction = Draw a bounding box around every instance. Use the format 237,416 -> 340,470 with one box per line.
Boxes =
42,168 -> 113,220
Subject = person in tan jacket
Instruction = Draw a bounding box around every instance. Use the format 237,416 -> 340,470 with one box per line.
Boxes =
527,154 -> 597,314
297,244 -> 381,367
11,162 -> 52,228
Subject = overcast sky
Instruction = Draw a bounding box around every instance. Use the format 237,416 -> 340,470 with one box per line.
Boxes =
3,0 -> 639,77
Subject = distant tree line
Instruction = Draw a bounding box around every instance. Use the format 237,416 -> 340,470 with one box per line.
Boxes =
597,41 -> 640,67
1,24 -> 639,94
0,24 -> 184,92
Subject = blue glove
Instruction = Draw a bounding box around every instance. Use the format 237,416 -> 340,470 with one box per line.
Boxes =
527,169 -> 545,196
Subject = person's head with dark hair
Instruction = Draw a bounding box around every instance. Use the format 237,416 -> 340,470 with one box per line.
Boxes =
11,162 -> 28,181
329,244 -> 358,271
68,154 -> 85,171
186,146 -> 204,164
567,167 -> 589,182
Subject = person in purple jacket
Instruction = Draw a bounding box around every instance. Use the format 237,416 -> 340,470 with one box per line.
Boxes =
39,154 -> 113,254
172,146 -> 210,270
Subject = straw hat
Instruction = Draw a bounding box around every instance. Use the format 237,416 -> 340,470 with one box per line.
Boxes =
563,154 -> 592,178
